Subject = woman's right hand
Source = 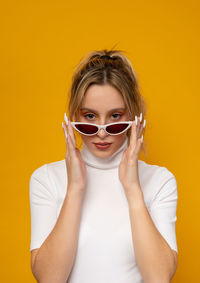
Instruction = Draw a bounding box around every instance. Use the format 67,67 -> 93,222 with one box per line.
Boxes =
62,117 -> 87,194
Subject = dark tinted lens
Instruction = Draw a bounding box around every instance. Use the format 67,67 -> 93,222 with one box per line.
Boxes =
107,123 -> 129,134
75,124 -> 98,134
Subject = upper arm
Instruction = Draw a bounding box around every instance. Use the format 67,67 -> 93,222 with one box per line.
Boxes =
29,164 -> 58,251
149,168 -> 178,254
171,249 -> 177,267
31,248 -> 39,272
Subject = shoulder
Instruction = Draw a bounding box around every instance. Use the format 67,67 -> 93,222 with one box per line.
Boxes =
30,159 -> 66,179
138,159 -> 178,201
138,159 -> 176,182
29,159 -> 66,200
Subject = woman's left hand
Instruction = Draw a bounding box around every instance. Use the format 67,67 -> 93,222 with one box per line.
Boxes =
118,113 -> 145,199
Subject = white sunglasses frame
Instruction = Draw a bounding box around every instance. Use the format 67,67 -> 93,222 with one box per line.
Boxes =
64,113 -> 133,136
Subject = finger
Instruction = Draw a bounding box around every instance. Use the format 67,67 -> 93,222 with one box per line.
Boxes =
138,119 -> 145,139
129,118 -> 137,149
135,136 -> 143,156
67,131 -> 76,157
67,119 -> 76,148
62,122 -> 68,143
121,149 -> 127,163
64,113 -> 76,148
136,115 -> 142,138
62,122 -> 71,158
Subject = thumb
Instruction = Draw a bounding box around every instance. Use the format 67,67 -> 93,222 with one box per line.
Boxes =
121,149 -> 127,162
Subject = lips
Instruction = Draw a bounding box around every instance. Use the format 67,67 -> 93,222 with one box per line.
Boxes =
94,143 -> 111,145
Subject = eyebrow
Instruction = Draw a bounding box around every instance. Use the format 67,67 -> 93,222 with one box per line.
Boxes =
80,107 -> 126,114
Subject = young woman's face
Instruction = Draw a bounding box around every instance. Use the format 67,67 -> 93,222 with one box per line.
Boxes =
75,84 -> 131,158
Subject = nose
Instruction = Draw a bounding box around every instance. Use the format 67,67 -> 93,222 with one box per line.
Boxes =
97,127 -> 109,138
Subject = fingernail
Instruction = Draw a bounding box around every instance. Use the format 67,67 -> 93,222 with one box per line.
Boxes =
143,119 -> 146,128
64,113 -> 68,125
135,115 -> 138,126
141,135 -> 143,143
140,113 -> 142,122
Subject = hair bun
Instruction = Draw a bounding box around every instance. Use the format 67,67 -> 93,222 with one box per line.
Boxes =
100,55 -> 118,60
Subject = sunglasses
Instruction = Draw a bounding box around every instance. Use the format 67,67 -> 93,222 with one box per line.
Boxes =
64,113 -> 133,136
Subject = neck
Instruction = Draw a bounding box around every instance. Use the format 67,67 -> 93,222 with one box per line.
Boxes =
80,136 -> 128,169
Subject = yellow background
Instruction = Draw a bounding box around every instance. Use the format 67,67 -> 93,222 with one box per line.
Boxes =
1,0 -> 199,282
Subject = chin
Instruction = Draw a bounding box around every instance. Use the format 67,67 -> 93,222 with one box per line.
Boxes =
94,151 -> 113,158
92,147 -> 114,158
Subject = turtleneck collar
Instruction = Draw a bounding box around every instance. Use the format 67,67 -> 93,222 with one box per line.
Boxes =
80,136 -> 128,170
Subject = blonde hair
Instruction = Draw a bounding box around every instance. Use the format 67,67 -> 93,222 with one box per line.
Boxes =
65,48 -> 147,156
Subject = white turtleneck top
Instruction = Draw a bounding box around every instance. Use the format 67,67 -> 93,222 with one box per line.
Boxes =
29,136 -> 178,283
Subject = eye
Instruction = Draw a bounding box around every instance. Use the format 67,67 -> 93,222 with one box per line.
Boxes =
84,113 -> 95,120
112,113 -> 122,119
83,113 -> 122,120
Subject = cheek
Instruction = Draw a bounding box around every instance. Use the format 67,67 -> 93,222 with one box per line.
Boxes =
112,132 -> 127,144
81,135 -> 92,145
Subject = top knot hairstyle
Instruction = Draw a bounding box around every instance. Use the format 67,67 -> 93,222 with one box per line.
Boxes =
66,48 -> 147,154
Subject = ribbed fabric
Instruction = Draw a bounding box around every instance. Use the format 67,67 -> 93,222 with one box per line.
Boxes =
81,136 -> 128,169
29,136 -> 178,283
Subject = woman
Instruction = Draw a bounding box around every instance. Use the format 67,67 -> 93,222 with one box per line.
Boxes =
29,49 -> 178,282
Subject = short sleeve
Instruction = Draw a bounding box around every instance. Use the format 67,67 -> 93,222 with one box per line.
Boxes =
149,169 -> 178,253
29,164 -> 58,251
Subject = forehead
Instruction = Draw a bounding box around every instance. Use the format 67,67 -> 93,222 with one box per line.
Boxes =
80,84 -> 126,113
